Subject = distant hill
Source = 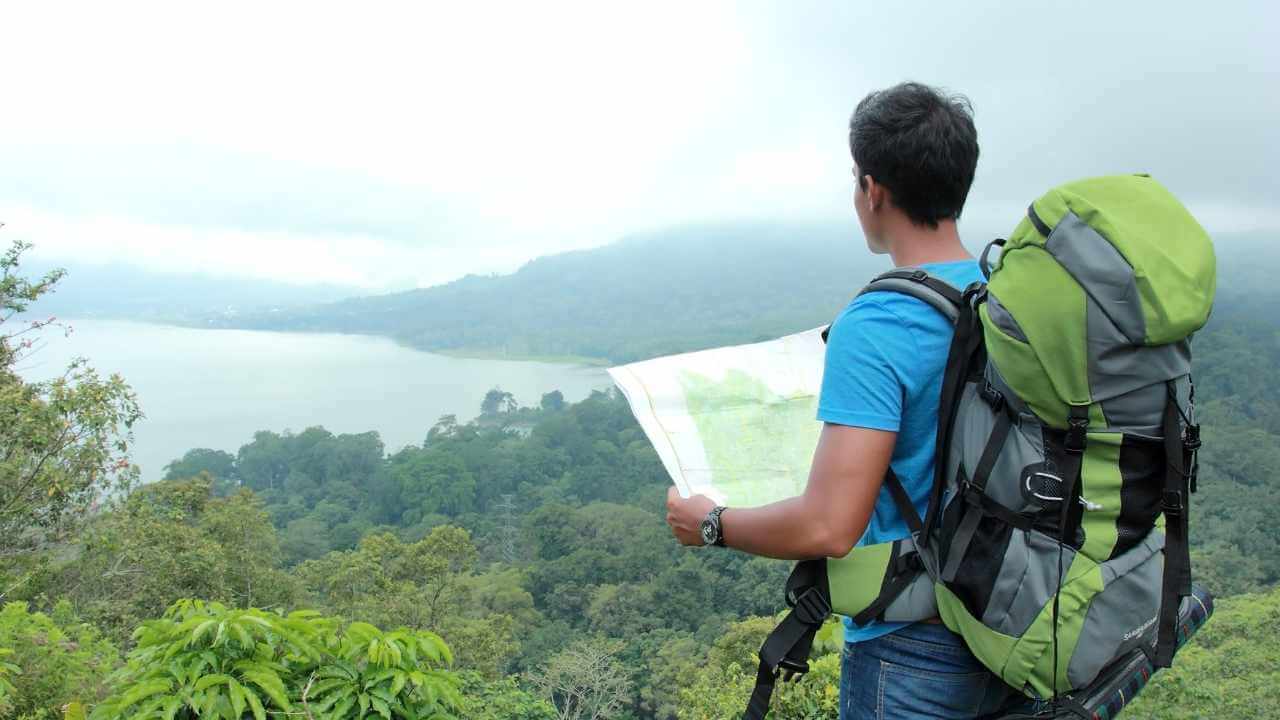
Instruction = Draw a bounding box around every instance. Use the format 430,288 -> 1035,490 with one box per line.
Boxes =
211,223 -> 896,363
22,260 -> 360,324
207,225 -> 1275,364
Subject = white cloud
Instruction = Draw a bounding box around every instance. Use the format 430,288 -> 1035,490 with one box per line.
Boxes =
1,1 -> 1274,289
4,205 -> 548,289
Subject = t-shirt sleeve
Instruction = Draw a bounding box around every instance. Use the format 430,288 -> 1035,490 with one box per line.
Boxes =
817,296 -> 918,432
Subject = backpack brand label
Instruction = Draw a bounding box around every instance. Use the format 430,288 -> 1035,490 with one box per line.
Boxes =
1123,614 -> 1159,642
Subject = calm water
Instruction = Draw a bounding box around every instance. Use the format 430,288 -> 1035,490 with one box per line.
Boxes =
19,319 -> 612,481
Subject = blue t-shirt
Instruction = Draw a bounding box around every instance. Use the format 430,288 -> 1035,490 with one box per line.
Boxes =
816,259 -> 984,644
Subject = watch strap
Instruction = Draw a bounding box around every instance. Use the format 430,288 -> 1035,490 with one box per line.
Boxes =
708,505 -> 727,546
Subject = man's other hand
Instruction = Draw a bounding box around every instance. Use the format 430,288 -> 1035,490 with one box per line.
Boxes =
665,486 -> 716,546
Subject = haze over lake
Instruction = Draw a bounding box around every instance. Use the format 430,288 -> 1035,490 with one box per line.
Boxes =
19,319 -> 612,481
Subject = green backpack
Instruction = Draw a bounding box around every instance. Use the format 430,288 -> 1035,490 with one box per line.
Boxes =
746,174 -> 1216,718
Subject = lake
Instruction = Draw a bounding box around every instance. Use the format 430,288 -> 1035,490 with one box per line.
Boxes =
18,319 -> 613,481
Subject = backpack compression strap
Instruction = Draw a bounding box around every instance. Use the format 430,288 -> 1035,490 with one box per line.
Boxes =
1155,381 -> 1198,667
744,561 -> 831,720
745,269 -> 964,720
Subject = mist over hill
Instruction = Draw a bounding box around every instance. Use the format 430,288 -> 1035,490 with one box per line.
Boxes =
22,260 -> 360,324
209,223 -> 898,363
209,224 -> 1277,364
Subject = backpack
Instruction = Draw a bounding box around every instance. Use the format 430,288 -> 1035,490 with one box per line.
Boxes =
745,174 -> 1217,719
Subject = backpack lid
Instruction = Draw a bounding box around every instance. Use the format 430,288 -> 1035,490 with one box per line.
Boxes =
1002,174 -> 1216,346
985,174 -> 1216,423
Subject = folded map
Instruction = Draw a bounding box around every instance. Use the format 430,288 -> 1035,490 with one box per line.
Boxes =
608,328 -> 826,507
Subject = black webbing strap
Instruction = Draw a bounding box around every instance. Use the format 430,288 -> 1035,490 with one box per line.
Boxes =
1051,405 -> 1089,704
968,490 -> 1035,532
979,238 -> 1006,279
884,468 -> 924,535
823,268 -> 970,554
745,561 -> 831,720
1155,384 -> 1192,667
923,284 -> 986,548
744,469 -> 932,718
745,471 -> 934,717
942,411 -> 1015,580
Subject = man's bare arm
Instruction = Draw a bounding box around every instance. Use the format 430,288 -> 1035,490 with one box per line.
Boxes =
665,423 -> 895,559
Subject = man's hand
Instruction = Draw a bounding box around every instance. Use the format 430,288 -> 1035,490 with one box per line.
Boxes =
665,486 -> 717,546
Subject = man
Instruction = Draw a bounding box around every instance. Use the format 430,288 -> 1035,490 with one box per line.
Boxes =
665,82 -> 1016,719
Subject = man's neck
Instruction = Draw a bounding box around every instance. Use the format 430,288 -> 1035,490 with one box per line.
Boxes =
886,219 -> 971,268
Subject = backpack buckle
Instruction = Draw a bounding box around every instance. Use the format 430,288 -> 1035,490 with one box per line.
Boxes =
979,380 -> 1005,412
789,587 -> 831,625
1183,424 -> 1201,452
1162,489 -> 1184,516
774,656 -> 810,682
1065,417 -> 1089,455
909,269 -> 928,282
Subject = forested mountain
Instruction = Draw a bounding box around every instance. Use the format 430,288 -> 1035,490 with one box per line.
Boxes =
209,223 -> 885,363
211,227 -> 1275,365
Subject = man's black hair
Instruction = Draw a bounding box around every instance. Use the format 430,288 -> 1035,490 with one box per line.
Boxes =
849,82 -> 979,228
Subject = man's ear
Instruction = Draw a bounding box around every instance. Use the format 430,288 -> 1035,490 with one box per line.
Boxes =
864,175 -> 886,212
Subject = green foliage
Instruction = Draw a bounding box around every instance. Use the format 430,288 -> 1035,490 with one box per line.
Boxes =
0,648 -> 16,717
93,599 -> 461,720
540,391 -> 566,412
163,449 -> 238,491
1126,586 -> 1280,718
0,600 -> 120,717
675,617 -> 841,720
46,477 -> 296,643
1179,294 -> 1280,595
456,672 -> 555,720
1,240 -> 142,572
390,448 -> 476,520
481,388 -> 518,417
295,528 -> 519,677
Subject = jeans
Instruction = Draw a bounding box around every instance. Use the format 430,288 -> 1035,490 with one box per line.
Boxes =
838,622 -> 1023,719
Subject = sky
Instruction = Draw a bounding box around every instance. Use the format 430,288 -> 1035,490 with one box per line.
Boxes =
2,1 -> 1276,290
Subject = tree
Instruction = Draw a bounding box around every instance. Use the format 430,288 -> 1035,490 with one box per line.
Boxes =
163,448 -> 238,487
295,527 -> 519,676
198,487 -> 291,608
1,239 -> 142,575
529,638 -> 633,720
390,447 -> 476,518
541,390 -> 566,412
482,387 -> 518,416
50,476 -> 296,642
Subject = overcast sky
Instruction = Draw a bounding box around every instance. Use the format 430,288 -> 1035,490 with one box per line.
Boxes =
3,1 -> 1275,290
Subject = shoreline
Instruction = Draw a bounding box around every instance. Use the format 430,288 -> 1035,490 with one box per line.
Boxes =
431,347 -> 612,367
69,316 -> 616,368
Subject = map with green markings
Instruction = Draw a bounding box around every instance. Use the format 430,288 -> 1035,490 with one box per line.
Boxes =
608,328 -> 826,507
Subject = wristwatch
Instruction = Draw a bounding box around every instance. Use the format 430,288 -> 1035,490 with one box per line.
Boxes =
700,505 -> 728,547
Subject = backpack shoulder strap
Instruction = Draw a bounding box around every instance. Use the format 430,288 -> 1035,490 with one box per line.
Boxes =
820,268 -> 966,344
858,268 -> 964,323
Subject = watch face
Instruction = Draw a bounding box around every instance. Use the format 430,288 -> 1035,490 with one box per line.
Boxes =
700,519 -> 716,545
